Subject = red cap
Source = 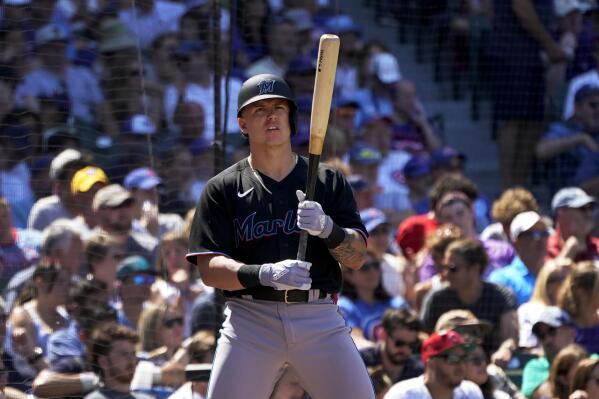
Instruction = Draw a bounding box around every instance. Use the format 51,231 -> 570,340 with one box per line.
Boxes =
421,330 -> 467,364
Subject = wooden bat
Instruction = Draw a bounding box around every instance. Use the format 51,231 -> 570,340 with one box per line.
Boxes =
297,34 -> 340,261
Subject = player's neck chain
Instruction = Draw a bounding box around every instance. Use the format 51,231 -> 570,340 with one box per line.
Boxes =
247,153 -> 298,195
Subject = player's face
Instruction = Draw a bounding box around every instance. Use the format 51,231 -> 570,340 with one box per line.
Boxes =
238,98 -> 291,145
429,347 -> 467,390
384,327 -> 419,365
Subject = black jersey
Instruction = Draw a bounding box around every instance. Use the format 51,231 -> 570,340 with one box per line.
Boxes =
186,156 -> 367,296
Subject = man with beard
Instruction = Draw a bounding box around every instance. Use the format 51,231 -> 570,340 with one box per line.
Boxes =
84,323 -> 153,399
360,308 -> 424,384
92,184 -> 157,265
383,330 -> 483,399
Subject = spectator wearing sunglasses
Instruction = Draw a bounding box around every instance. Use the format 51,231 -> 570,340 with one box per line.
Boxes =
137,303 -> 184,366
360,308 -> 424,385
434,310 -> 525,399
420,238 -> 518,368
113,256 -> 157,329
383,330 -> 483,399
338,250 -> 406,346
521,306 -> 577,398
488,211 -> 550,306
547,188 -> 599,264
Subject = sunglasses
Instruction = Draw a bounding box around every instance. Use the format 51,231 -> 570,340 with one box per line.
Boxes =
131,274 -> 155,286
441,263 -> 462,273
519,230 -> 550,240
535,326 -> 557,341
435,353 -> 468,365
163,316 -> 184,328
390,337 -> 419,351
467,355 -> 487,366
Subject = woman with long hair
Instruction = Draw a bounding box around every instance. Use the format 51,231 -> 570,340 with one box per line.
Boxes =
518,260 -> 570,351
5,262 -> 70,378
152,230 -> 206,336
466,343 -> 512,399
137,302 -> 184,365
568,357 -> 599,399
533,344 -> 588,399
338,250 -> 405,346
558,261 -> 599,354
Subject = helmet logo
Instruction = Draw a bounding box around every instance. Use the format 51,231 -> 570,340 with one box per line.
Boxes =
257,79 -> 276,95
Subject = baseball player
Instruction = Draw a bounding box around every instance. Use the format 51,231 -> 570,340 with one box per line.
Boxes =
186,74 -> 376,399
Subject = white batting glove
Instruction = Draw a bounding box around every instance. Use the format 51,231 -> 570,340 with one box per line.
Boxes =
296,190 -> 333,238
259,259 -> 312,290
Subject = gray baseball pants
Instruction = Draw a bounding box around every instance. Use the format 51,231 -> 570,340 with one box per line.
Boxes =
206,297 -> 376,399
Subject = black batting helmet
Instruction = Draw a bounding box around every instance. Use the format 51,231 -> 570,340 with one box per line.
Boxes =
237,74 -> 297,135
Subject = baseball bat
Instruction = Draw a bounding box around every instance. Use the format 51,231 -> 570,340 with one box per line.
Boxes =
297,34 -> 340,261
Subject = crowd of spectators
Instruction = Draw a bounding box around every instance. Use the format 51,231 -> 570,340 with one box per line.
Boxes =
0,1 -> 598,399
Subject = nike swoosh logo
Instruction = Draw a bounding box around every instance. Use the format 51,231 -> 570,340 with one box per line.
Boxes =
237,187 -> 254,198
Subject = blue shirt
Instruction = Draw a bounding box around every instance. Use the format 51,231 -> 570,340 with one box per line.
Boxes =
47,320 -> 85,372
338,296 -> 406,341
488,256 -> 536,306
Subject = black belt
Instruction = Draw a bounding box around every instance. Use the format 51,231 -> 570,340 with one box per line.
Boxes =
226,289 -> 329,303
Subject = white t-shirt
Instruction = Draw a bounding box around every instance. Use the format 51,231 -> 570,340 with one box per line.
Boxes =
375,150 -> 412,213
384,376 -> 484,399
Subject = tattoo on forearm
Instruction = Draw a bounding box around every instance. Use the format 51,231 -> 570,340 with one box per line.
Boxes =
330,229 -> 365,266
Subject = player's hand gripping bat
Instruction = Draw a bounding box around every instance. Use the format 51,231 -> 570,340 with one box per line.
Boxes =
296,34 -> 340,261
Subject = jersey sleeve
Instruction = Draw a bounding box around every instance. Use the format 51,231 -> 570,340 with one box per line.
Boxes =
186,178 -> 235,264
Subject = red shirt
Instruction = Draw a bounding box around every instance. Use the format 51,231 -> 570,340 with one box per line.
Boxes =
395,213 -> 439,260
546,228 -> 599,261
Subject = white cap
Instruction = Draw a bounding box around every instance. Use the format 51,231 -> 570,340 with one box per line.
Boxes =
369,53 -> 401,84
49,148 -> 83,180
510,211 -> 542,241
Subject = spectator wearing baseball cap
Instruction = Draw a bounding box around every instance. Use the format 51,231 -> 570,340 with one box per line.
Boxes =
384,330 -> 483,399
402,154 -> 433,215
93,184 -> 158,266
521,306 -> 577,397
124,167 -> 184,239
115,255 -> 157,328
546,187 -> 599,263
70,166 -> 109,231
488,211 -> 550,305
434,310 -> 524,399
27,148 -> 85,231
360,208 -> 412,299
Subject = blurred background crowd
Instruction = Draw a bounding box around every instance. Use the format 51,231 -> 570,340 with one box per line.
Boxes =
0,0 -> 599,398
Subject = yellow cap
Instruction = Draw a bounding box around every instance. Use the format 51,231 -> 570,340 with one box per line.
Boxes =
71,166 -> 109,194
